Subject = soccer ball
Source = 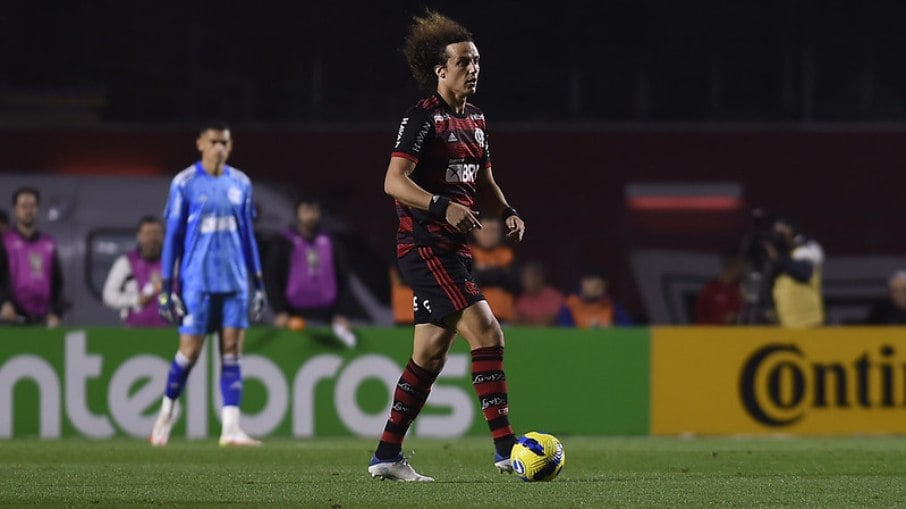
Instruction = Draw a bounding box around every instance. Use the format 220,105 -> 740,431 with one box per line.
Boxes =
509,432 -> 565,482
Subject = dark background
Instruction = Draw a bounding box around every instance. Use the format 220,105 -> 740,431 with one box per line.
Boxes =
2,0 -> 906,321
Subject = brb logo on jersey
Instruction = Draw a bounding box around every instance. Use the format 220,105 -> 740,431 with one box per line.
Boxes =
446,161 -> 479,183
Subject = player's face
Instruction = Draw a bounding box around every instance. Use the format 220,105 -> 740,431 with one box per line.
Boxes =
13,192 -> 38,228
438,41 -> 480,97
137,221 -> 163,259
196,129 -> 232,166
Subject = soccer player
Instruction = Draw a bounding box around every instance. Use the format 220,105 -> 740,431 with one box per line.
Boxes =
367,11 -> 526,481
150,123 -> 266,447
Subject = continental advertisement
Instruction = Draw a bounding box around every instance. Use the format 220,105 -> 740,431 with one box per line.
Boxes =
0,326 -> 649,439
651,327 -> 906,435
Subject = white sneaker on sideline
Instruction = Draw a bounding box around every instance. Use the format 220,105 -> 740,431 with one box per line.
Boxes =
368,454 -> 434,481
219,428 -> 262,447
332,322 -> 357,348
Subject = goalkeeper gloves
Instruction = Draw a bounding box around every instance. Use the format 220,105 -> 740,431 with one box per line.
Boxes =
158,279 -> 186,324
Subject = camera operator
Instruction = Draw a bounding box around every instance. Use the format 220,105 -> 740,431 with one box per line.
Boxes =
755,214 -> 825,327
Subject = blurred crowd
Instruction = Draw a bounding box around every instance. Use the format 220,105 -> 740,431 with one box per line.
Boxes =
2,186 -> 905,331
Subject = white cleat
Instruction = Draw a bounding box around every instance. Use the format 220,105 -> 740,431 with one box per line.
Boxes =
495,457 -> 514,474
368,454 -> 434,482
219,429 -> 262,447
149,401 -> 179,447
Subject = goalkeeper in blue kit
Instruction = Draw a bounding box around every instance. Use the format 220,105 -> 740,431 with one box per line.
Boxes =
150,123 -> 266,447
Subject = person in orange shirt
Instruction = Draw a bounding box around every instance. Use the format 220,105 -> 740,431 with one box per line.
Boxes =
470,218 -> 519,322
557,269 -> 633,327
389,265 -> 415,325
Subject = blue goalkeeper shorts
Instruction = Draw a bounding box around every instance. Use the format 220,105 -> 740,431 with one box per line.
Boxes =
179,287 -> 249,335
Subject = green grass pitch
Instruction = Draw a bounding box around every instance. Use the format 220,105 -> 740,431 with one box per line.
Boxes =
2,436 -> 905,507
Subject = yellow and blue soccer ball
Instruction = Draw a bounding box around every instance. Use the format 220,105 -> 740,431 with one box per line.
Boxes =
510,431 -> 565,482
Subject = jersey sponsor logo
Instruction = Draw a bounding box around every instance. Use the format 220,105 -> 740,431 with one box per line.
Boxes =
228,186 -> 242,205
469,113 -> 485,121
472,371 -> 505,384
199,215 -> 238,234
446,162 -> 479,183
433,114 -> 448,123
394,117 -> 408,148
413,120 -> 431,154
473,128 -> 485,146
447,132 -> 458,142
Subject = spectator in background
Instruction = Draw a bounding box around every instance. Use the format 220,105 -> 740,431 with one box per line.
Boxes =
865,270 -> 906,324
0,187 -> 64,327
470,218 -> 519,322
0,209 -> 9,232
557,268 -> 632,328
102,216 -> 167,326
265,195 -> 356,347
514,260 -> 563,326
761,216 -> 825,327
694,250 -> 745,324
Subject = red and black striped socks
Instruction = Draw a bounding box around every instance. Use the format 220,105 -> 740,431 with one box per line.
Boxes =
471,346 -> 516,458
375,359 -> 439,460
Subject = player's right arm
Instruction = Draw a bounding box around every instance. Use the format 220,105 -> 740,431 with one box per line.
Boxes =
160,178 -> 188,282
158,177 -> 189,322
385,108 -> 480,233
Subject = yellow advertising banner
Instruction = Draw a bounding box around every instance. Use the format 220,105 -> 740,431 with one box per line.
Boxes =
651,327 -> 906,435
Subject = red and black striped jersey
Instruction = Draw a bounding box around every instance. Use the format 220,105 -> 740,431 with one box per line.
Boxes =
390,93 -> 492,258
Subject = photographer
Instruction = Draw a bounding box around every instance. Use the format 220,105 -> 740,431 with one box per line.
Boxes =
752,213 -> 825,327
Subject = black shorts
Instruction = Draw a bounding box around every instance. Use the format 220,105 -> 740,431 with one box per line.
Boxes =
398,246 -> 485,327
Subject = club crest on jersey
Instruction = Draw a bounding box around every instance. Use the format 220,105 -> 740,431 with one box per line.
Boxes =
228,187 -> 242,205
473,128 -> 485,146
446,162 -> 479,183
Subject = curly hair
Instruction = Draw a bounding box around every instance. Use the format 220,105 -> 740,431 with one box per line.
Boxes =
403,10 -> 473,92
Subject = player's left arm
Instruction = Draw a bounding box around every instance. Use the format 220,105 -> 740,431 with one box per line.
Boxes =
477,166 -> 525,242
240,183 -> 266,320
239,187 -> 263,280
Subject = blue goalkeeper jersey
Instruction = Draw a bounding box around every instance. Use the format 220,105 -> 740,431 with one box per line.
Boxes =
161,162 -> 262,293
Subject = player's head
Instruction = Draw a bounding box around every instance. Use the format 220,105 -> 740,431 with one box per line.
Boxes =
403,10 -> 478,96
136,215 -> 164,259
11,186 -> 40,229
197,122 -> 232,167
295,194 -> 322,234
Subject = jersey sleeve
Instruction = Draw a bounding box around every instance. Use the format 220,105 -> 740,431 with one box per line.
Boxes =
240,181 -> 263,278
160,178 -> 188,281
390,106 -> 434,163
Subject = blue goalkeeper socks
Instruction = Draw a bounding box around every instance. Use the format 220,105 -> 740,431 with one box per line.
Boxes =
164,351 -> 192,400
220,354 -> 242,407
